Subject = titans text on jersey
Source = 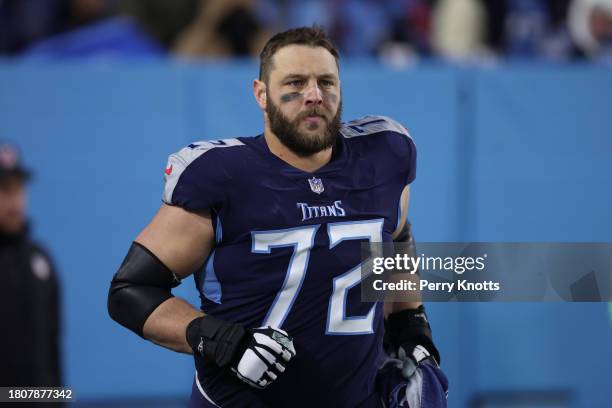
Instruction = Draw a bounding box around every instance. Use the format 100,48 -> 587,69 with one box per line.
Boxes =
162,115 -> 416,407
296,200 -> 346,221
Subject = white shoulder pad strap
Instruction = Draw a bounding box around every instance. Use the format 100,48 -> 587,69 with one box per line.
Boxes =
162,138 -> 244,204
340,115 -> 411,139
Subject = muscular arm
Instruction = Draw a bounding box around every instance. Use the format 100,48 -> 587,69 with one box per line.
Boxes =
109,203 -> 295,389
135,204 -> 215,354
384,186 -> 441,366
386,185 -> 422,317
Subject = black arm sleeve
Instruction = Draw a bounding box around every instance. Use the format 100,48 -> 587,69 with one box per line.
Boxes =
108,242 -> 180,337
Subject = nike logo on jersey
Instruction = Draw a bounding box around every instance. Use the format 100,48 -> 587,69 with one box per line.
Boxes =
297,201 -> 346,221
165,164 -> 173,175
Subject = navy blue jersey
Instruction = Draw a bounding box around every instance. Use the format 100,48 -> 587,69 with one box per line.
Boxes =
163,115 -> 416,407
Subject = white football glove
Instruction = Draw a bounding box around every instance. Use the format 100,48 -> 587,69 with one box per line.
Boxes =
397,343 -> 434,378
231,326 -> 296,389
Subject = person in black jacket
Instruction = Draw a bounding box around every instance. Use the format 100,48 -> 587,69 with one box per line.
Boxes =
0,142 -> 62,387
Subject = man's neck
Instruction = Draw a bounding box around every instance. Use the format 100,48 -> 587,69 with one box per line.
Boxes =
263,129 -> 333,173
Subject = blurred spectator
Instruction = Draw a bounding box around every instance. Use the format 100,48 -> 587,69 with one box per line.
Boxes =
2,0 -> 610,61
23,16 -> 163,60
20,0 -> 167,60
118,0 -> 199,49
377,0 -> 434,66
569,0 -> 612,59
480,0 -> 576,60
432,0 -> 487,59
241,1 -> 434,60
284,0 -> 334,31
0,143 -> 62,387
330,0 -> 390,56
0,0 -> 115,55
504,0 -> 574,59
387,0 -> 433,55
0,0 -> 62,54
173,0 -> 273,58
505,0 -> 551,56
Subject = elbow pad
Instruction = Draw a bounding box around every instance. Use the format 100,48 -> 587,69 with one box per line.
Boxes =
108,242 -> 180,337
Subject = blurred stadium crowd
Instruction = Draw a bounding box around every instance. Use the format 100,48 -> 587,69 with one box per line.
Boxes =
1,0 -> 611,64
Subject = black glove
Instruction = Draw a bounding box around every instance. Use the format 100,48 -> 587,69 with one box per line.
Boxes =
385,305 -> 440,378
186,316 -> 296,389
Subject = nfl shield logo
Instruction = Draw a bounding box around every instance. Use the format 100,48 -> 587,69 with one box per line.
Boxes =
308,177 -> 324,194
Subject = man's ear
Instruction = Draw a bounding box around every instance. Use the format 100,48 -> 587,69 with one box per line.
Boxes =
253,79 -> 267,110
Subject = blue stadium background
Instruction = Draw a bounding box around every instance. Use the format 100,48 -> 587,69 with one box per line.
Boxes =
1,61 -> 611,407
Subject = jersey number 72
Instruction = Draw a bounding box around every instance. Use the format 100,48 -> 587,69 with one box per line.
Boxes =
251,219 -> 383,335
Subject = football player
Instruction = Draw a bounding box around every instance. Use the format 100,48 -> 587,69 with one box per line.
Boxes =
108,26 -> 447,407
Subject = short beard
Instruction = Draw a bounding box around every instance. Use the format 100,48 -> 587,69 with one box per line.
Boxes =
266,97 -> 342,157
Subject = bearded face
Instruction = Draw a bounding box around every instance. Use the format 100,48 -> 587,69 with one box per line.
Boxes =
266,95 -> 342,157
